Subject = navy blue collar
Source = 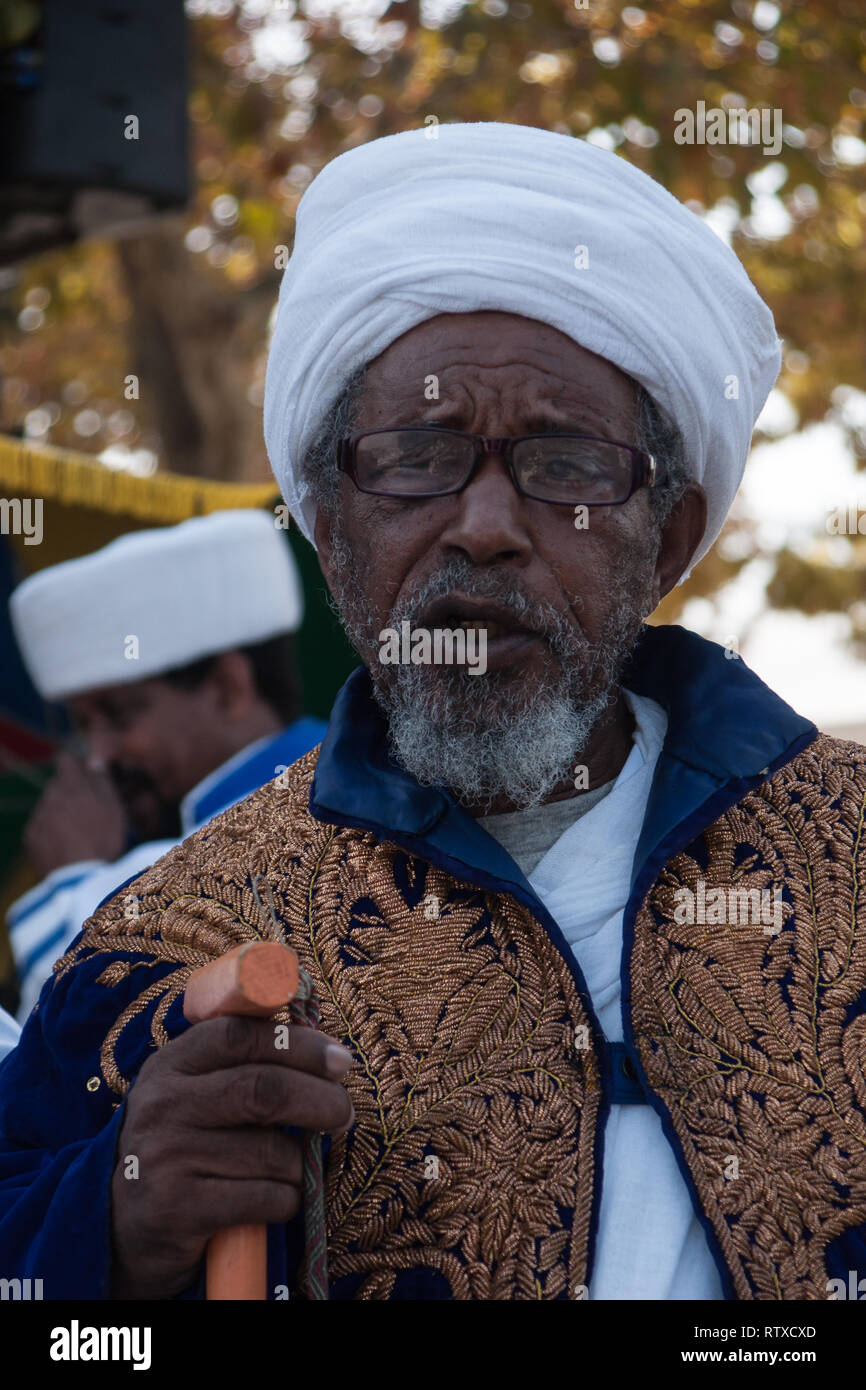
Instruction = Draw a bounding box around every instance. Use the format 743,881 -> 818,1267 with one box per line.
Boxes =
310,624 -> 817,897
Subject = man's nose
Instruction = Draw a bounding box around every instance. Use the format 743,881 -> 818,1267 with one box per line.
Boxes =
437,451 -> 534,566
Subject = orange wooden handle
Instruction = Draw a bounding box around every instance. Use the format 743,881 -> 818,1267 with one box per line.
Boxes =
183,941 -> 300,1300
183,941 -> 299,1025
206,1224 -> 268,1301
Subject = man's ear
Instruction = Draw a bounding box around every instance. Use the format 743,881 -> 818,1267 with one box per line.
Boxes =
197,644 -> 261,722
650,483 -> 708,609
207,650 -> 258,721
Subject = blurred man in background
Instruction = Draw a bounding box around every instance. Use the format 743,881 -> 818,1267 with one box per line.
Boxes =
6,508 -> 325,1019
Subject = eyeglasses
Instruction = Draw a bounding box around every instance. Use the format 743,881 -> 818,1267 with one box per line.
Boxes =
337,427 -> 655,506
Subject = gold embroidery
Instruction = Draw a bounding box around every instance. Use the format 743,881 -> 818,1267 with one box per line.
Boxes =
69,750 -> 599,1299
67,734 -> 866,1299
96,962 -> 131,987
307,846 -> 598,1299
631,733 -> 866,1299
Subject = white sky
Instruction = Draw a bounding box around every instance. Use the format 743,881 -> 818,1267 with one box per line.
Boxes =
680,418 -> 866,731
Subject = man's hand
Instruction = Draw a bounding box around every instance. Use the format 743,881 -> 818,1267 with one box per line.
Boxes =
109,1017 -> 354,1299
23,752 -> 128,876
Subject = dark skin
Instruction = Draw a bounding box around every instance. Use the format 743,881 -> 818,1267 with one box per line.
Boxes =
25,651 -> 283,876
316,310 -> 707,813
110,1021 -> 354,1299
110,310 -> 705,1298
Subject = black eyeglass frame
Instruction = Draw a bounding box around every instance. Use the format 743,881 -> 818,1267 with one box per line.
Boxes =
336,426 -> 656,506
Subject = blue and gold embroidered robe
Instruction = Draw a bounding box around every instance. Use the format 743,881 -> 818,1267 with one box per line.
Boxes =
1,626 -> 865,1300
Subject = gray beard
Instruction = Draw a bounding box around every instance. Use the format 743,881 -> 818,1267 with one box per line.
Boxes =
327,530 -> 654,812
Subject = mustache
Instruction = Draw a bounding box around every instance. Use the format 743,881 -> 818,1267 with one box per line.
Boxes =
388,558 -> 579,652
109,762 -> 182,841
109,763 -> 160,804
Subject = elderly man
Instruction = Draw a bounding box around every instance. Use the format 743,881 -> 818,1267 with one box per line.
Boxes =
5,509 -> 325,1019
0,123 -> 864,1303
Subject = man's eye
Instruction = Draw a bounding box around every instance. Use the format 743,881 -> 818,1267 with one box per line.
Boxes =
526,452 -> 595,477
546,456 -> 590,477
402,452 -> 444,471
374,446 -> 448,473
399,438 -> 449,462
104,703 -> 141,730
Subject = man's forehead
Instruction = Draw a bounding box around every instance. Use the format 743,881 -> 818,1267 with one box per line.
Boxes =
362,365 -> 577,412
359,312 -> 636,411
67,678 -> 157,715
365,311 -> 620,376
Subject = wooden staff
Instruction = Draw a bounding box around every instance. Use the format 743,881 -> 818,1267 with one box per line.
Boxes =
183,940 -> 300,1300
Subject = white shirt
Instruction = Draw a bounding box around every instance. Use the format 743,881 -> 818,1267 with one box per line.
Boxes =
0,1005 -> 20,1062
526,690 -> 723,1300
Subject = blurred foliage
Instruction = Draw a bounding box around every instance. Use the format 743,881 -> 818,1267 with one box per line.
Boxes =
765,538 -> 866,654
1,0 -> 865,619
0,2 -> 41,47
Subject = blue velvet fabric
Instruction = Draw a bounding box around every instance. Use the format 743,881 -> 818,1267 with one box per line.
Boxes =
0,624 -> 860,1300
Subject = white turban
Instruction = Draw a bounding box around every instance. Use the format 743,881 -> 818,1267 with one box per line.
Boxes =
10,509 -> 302,701
264,121 -> 781,569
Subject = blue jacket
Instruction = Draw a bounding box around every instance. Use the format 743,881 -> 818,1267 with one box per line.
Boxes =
0,626 -> 863,1299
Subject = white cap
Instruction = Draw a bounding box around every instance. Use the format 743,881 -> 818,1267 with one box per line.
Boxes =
10,509 -> 303,701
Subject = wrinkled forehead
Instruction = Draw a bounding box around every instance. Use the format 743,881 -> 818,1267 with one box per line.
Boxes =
350,312 -> 641,438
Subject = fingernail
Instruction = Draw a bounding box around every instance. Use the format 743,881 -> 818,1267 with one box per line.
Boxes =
325,1044 -> 354,1078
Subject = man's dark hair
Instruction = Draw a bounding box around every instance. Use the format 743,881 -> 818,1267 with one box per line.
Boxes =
161,632 -> 300,725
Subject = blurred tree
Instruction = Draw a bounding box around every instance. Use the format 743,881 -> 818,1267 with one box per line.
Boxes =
1,0 -> 864,616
